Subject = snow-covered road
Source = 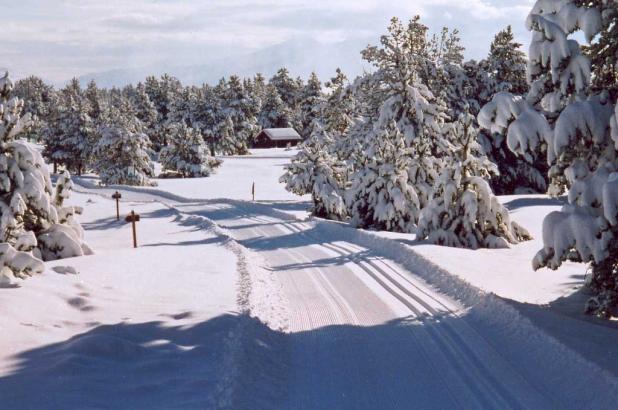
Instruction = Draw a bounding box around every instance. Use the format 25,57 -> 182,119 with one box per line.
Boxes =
172,199 -> 617,409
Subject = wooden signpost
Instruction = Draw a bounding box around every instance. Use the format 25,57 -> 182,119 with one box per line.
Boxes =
112,191 -> 122,220
125,210 -> 141,248
252,182 -> 255,202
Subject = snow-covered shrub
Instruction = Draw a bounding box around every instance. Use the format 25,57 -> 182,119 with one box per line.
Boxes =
418,111 -> 532,248
280,124 -> 347,219
159,123 -> 213,177
0,73 -> 91,284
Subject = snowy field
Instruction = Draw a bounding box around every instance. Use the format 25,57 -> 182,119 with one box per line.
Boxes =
2,149 -> 618,408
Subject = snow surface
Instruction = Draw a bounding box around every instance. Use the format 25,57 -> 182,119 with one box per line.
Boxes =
2,148 -> 618,408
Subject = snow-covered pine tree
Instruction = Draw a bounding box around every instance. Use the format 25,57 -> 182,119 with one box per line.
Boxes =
518,0 -> 618,317
132,82 -> 158,142
356,17 -> 449,225
0,73 -> 91,286
48,82 -> 96,176
346,120 -> 420,232
299,72 -> 325,138
418,110 -> 531,248
269,68 -> 303,131
159,123 -> 213,177
223,76 -> 258,153
194,84 -> 225,156
258,84 -> 293,129
484,26 -> 528,96
280,124 -> 347,219
475,26 -> 547,194
526,0 -> 604,195
323,68 -> 354,137
93,99 -> 155,186
218,115 -> 248,155
13,76 -> 55,143
252,73 -> 267,105
85,79 -> 104,125
144,74 -> 182,151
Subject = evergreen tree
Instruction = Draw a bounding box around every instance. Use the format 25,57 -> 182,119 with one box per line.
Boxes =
51,87 -> 96,176
0,73 -> 91,286
93,101 -> 155,186
502,0 -> 618,317
85,79 -> 104,124
144,74 -> 182,151
132,82 -> 158,141
223,76 -> 258,153
484,26 -> 528,95
258,84 -> 293,129
194,84 -> 225,156
280,125 -> 347,219
346,121 -> 420,232
299,72 -> 325,138
269,68 -> 302,130
418,111 -> 531,248
356,16 -> 449,226
159,123 -> 213,177
13,76 -> 55,142
323,68 -> 354,136
218,115 -> 248,155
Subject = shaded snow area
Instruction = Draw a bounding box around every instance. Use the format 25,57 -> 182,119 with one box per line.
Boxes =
2,149 -> 618,408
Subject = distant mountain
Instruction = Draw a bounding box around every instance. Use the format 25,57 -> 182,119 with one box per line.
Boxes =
76,37 -> 374,88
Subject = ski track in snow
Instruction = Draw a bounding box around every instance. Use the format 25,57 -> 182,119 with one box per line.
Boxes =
72,180 -> 618,409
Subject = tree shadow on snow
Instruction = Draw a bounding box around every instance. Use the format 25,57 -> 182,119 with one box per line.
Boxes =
503,196 -> 566,211
500,290 -> 618,377
1,308 -> 617,409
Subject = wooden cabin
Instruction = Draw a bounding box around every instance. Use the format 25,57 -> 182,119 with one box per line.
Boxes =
254,128 -> 302,148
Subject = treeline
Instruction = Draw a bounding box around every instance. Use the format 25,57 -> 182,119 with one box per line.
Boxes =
13,68 -> 326,185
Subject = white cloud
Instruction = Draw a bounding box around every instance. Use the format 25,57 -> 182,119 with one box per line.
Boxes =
3,0 -> 534,84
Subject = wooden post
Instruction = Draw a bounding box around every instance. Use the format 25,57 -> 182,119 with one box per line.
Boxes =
112,191 -> 122,221
252,182 -> 255,202
125,210 -> 141,248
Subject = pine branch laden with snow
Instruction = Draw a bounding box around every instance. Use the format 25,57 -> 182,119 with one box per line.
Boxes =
159,123 -> 214,178
280,124 -> 347,219
418,112 -> 532,249
526,0 -> 602,113
0,73 -> 91,286
478,91 -> 550,193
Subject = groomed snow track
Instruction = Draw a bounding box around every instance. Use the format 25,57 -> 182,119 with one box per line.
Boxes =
73,179 -> 618,409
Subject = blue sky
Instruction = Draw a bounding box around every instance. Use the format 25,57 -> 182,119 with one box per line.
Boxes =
3,0 -> 534,84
